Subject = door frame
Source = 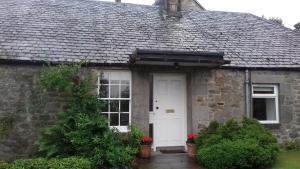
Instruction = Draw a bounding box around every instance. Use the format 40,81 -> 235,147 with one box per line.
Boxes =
152,73 -> 187,151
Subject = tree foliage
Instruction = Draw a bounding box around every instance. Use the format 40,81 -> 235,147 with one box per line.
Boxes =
268,17 -> 283,25
294,23 -> 300,30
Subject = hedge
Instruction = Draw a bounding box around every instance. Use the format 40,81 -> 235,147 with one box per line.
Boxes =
3,157 -> 91,169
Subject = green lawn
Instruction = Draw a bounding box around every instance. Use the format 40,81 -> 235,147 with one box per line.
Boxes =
273,150 -> 300,169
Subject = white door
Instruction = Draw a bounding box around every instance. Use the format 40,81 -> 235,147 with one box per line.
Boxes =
153,74 -> 187,149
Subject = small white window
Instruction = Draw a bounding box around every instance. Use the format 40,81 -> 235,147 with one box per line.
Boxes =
251,84 -> 279,124
97,71 -> 131,132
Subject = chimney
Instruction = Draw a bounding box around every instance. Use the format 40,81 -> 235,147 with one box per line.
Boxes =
154,0 -> 205,14
115,0 -> 121,2
155,0 -> 181,17
167,0 -> 181,15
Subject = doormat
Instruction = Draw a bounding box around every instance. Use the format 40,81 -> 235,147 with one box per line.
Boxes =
160,150 -> 186,154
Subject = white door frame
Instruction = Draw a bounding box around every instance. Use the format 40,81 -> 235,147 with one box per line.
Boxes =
152,73 -> 187,151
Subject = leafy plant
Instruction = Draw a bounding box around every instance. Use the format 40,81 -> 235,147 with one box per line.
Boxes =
282,139 -> 300,151
124,125 -> 144,152
197,139 -> 276,169
10,158 -> 48,169
8,157 -> 92,169
141,136 -> 153,145
196,118 -> 279,169
48,157 -> 92,169
0,160 -> 10,169
36,64 -> 139,168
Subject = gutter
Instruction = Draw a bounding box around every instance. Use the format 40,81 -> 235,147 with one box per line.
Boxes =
0,59 -> 129,67
245,69 -> 252,117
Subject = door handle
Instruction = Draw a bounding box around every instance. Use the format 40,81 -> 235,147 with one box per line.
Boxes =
156,106 -> 159,110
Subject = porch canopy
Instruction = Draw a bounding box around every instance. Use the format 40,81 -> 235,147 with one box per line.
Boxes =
129,49 -> 230,67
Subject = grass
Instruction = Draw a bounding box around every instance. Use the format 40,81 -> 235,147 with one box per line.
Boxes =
273,150 -> 300,169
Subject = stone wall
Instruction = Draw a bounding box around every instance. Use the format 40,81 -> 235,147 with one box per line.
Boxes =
0,65 -> 65,161
189,69 -> 246,132
131,68 -> 150,135
1,64 -> 300,160
251,70 -> 300,143
189,69 -> 300,144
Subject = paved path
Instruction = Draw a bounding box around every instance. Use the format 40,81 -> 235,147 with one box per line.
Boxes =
138,153 -> 204,169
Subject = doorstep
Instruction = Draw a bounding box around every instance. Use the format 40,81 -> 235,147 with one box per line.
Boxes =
137,152 -> 204,169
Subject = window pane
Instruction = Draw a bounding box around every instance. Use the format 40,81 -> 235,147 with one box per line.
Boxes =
253,86 -> 274,94
110,80 -> 120,84
120,100 -> 129,112
110,100 -> 119,112
120,113 -> 129,126
102,100 -> 109,112
100,72 -> 109,84
110,85 -> 120,98
253,98 -> 276,121
121,85 -> 130,98
121,80 -> 130,85
110,113 -> 119,126
99,85 -> 109,98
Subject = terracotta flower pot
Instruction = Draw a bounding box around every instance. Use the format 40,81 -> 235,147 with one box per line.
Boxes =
139,144 -> 152,158
186,143 -> 196,158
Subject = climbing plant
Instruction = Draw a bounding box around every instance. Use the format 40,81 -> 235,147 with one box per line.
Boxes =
36,64 -> 139,168
0,113 -> 16,139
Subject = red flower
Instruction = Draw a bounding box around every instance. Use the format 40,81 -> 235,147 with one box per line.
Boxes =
188,133 -> 199,139
187,133 -> 199,144
141,136 -> 153,145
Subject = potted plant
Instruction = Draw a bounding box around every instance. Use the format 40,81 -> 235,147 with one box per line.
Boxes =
139,136 -> 153,158
186,133 -> 198,158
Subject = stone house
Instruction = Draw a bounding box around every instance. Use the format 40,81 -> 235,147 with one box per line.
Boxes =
1,0 -> 300,160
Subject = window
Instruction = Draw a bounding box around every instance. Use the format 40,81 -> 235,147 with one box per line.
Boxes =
252,84 -> 279,124
98,71 -> 131,132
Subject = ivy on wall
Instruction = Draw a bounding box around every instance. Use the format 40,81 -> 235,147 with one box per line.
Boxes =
0,113 -> 16,139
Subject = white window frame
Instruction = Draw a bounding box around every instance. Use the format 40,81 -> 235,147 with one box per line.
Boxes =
251,84 -> 279,124
97,70 -> 132,132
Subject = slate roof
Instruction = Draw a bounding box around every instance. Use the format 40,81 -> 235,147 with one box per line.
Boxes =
0,0 -> 300,68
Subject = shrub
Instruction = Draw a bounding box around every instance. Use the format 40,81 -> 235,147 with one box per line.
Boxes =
10,158 -> 48,169
8,157 -> 91,169
86,128 -> 138,168
0,160 -> 9,169
48,157 -> 92,169
123,125 -> 144,152
197,139 -> 276,169
196,118 -> 279,169
282,139 -> 300,150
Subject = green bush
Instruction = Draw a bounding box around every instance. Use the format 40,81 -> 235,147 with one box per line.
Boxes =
0,160 -> 9,169
36,64 -> 139,168
48,157 -> 92,169
8,157 -> 91,169
10,158 -> 48,169
196,118 -> 279,169
124,125 -> 144,152
282,139 -> 300,150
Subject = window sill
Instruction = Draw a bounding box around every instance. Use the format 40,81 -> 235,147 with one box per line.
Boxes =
261,123 -> 281,129
259,120 -> 279,124
257,121 -> 280,129
110,126 -> 129,133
